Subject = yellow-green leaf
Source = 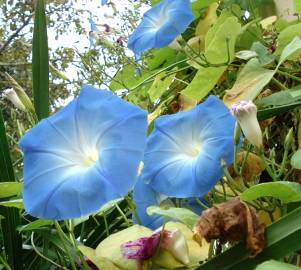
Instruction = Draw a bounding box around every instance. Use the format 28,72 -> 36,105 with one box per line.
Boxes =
148,72 -> 174,101
0,182 -> 22,198
182,15 -> 241,101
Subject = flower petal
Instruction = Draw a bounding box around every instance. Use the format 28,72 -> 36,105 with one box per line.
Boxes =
20,85 -> 147,219
128,0 -> 194,55
142,95 -> 236,197
133,177 -> 164,229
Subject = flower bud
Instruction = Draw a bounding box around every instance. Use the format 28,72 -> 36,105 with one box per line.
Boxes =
160,229 -> 190,265
2,88 -> 26,111
4,73 -> 35,113
231,100 -> 263,148
284,128 -> 294,150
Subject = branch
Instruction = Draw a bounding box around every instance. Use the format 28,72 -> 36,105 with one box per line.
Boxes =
0,16 -> 32,55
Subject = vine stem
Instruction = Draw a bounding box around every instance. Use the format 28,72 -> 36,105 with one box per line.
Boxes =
54,221 -> 78,270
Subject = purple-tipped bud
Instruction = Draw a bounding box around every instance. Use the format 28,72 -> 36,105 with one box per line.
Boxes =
231,100 -> 262,148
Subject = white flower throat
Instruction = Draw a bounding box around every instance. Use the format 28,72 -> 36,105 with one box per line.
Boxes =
81,148 -> 99,167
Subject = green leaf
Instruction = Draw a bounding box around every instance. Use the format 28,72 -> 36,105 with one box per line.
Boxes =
0,199 -> 24,209
148,72 -> 175,101
236,19 -> 262,50
0,110 -> 23,270
0,182 -> 22,198
224,37 -> 301,107
251,42 -> 275,66
223,58 -> 274,107
110,65 -> 152,91
291,149 -> 301,169
146,206 -> 199,229
295,0 -> 301,13
240,182 -> 301,203
197,206 -> 301,270
274,23 -> 301,59
182,15 -> 241,100
17,219 -> 53,232
257,101 -> 301,120
32,0 -> 49,120
235,50 -> 258,60
146,47 -> 177,70
256,260 -> 301,270
256,89 -> 301,108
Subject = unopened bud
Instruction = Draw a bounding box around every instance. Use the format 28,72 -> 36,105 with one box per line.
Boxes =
2,88 -> 26,111
4,73 -> 35,113
160,229 -> 190,265
231,101 -> 263,148
233,122 -> 241,146
284,128 -> 294,150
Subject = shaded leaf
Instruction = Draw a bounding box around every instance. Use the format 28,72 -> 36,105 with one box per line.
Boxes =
291,149 -> 301,170
251,42 -> 275,66
147,206 -> 199,229
241,182 -> 301,203
235,50 -> 258,60
17,219 -> 53,232
0,182 -> 22,198
146,47 -> 177,71
0,199 -> 23,209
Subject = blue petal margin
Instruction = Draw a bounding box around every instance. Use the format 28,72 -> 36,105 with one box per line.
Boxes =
142,95 -> 236,198
128,0 -> 194,55
20,85 -> 147,220
133,177 -> 164,230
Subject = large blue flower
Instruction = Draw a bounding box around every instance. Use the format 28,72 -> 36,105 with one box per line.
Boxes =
128,0 -> 194,55
142,95 -> 236,198
20,85 -> 147,220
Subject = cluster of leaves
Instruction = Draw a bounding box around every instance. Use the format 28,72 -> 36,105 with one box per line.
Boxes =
2,0 -> 301,269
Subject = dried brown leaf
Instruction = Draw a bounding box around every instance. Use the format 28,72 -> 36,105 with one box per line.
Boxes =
193,197 -> 265,257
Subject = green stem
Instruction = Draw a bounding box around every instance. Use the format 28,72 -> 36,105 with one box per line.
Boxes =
0,254 -> 12,270
115,203 -> 130,226
54,221 -> 77,270
31,232 -> 67,269
259,149 -> 277,182
66,220 -> 89,270
125,195 -> 141,225
277,70 -> 301,84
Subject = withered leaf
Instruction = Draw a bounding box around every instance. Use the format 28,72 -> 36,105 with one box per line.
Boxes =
193,197 -> 265,257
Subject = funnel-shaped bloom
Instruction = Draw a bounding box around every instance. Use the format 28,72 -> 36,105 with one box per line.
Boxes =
231,100 -> 262,148
128,0 -> 194,55
142,95 -> 236,198
20,85 -> 147,220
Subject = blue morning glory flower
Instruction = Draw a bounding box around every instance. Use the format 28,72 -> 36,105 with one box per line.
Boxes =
142,95 -> 236,198
101,0 -> 108,5
128,0 -> 194,55
133,177 -> 164,229
20,85 -> 147,220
